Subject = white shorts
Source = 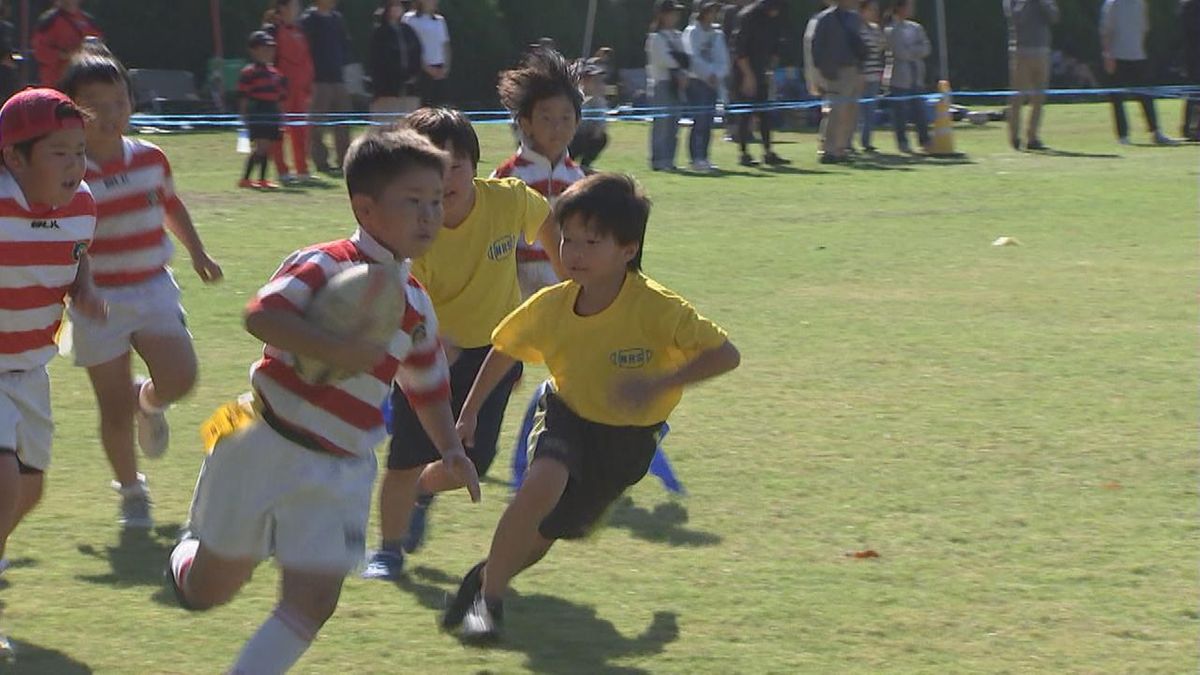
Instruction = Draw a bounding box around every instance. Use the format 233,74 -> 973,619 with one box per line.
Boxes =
187,421 -> 376,574
67,271 -> 191,368
518,259 -> 559,300
0,367 -> 53,472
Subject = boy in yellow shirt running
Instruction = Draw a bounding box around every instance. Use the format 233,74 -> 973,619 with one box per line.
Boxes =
444,173 -> 740,640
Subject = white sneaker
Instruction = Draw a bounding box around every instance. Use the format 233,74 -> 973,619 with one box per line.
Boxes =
112,474 -> 153,530
689,160 -> 717,173
1117,136 -> 1132,145
133,378 -> 169,459
278,172 -> 296,184
0,558 -> 9,576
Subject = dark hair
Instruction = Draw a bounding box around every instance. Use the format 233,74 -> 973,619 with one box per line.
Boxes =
343,128 -> 447,201
396,107 -> 481,168
4,101 -> 88,166
57,51 -> 133,103
498,48 -> 582,121
553,173 -> 650,272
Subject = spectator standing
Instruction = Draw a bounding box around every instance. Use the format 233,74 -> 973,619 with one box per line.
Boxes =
368,0 -> 422,120
858,0 -> 886,153
32,0 -> 101,86
1003,0 -> 1059,150
886,0 -> 931,153
720,0 -> 751,141
267,0 -> 315,183
1100,0 -> 1178,145
804,1 -> 834,154
812,0 -> 865,164
683,1 -> 730,172
1182,0 -> 1200,141
0,1 -> 19,102
645,0 -> 687,172
731,0 -> 789,167
301,0 -> 352,173
403,0 -> 451,107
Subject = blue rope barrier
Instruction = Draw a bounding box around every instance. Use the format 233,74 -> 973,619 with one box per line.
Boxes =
129,85 -> 1200,129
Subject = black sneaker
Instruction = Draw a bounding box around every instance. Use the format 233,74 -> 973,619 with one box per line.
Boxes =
461,594 -> 504,643
1010,135 -> 1022,151
739,153 -> 759,167
441,560 -> 486,630
1025,139 -> 1047,151
763,152 -> 791,166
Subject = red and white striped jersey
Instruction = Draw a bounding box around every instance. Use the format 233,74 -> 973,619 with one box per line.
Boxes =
84,138 -> 182,288
0,172 -> 96,371
246,227 -> 450,459
492,143 -> 585,262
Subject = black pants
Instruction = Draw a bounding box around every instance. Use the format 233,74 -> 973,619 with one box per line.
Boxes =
1184,72 -> 1200,140
1108,59 -> 1160,138
418,69 -> 448,107
732,70 -> 772,153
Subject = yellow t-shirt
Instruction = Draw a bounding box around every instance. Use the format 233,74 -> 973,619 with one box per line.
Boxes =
412,177 -> 550,348
491,272 -> 729,426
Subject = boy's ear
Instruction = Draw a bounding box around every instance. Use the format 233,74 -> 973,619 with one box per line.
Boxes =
2,146 -> 25,172
350,193 -> 375,228
620,240 -> 640,265
516,115 -> 534,138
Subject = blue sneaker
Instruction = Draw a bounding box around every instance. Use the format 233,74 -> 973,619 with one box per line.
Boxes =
361,549 -> 405,580
402,494 -> 434,554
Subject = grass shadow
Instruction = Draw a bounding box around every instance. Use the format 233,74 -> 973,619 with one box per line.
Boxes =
0,638 -> 93,674
75,524 -> 181,589
1027,147 -> 1122,159
477,592 -> 679,675
394,564 -> 459,613
606,497 -> 722,548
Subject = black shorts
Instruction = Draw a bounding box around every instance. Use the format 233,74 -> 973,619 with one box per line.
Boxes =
386,345 -> 521,474
528,390 -> 664,541
0,446 -> 42,474
247,100 -> 283,141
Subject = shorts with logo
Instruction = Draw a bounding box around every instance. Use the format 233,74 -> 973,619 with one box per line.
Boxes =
387,345 -> 521,474
527,387 -> 665,541
67,270 -> 190,368
188,419 -> 376,574
0,367 -> 53,473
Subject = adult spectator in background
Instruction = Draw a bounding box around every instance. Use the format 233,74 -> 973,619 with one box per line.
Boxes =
301,0 -> 352,173
811,0 -> 864,164
645,0 -> 687,171
804,1 -> 833,154
732,0 -> 789,167
857,0 -> 886,153
1179,0 -> 1199,141
1003,0 -> 1059,151
886,0 -> 931,154
683,1 -> 729,173
403,0 -> 451,106
32,0 -> 101,86
1100,0 -> 1178,146
0,1 -> 19,101
721,0 -> 751,142
267,0 -> 315,184
368,0 -> 422,120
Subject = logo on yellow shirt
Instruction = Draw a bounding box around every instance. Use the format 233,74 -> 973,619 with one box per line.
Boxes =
487,234 -> 517,261
610,348 -> 653,369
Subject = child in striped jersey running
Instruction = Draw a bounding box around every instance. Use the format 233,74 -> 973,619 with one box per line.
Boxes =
166,129 -> 481,675
59,51 -> 223,530
492,47 -> 585,299
0,88 -> 104,581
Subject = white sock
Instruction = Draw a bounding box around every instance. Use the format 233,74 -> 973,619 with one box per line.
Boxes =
169,538 -> 198,590
137,379 -> 166,414
229,607 -> 315,675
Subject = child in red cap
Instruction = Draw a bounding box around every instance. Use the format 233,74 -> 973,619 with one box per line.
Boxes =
0,88 -> 104,645
239,30 -> 288,189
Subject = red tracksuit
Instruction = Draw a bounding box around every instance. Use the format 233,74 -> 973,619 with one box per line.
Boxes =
268,19 -> 314,176
32,8 -> 102,86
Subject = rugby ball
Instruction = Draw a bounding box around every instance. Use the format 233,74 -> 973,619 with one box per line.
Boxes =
293,263 -> 408,385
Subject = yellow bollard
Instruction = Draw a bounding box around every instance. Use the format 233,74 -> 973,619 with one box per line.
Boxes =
928,79 -> 958,156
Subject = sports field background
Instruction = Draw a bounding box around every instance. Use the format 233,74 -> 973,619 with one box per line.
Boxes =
0,102 -> 1196,673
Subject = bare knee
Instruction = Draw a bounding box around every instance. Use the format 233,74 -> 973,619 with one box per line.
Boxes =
281,571 -> 343,628
149,356 -> 198,404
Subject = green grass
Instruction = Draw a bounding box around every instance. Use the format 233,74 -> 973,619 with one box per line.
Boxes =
0,103 -> 1196,674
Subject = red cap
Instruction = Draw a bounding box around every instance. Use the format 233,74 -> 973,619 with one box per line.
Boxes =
0,88 -> 84,148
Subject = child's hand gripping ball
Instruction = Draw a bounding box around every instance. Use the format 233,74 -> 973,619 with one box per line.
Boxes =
294,263 -> 408,385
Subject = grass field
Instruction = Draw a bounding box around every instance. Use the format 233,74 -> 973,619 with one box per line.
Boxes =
0,102 -> 1196,674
